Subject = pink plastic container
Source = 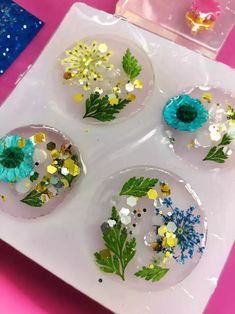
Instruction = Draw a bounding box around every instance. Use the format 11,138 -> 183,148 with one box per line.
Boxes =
116,0 -> 235,59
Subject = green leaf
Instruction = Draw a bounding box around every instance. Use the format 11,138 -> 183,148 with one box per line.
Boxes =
83,93 -> 130,122
203,146 -> 228,163
30,171 -> 39,182
135,265 -> 169,282
111,206 -> 120,222
120,176 -> 158,197
20,190 -> 43,207
95,207 -> 136,280
122,48 -> 142,80
219,133 -> 234,146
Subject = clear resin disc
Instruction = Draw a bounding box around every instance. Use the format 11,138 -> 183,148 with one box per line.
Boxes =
162,86 -> 235,169
89,166 -> 207,291
0,125 -> 83,219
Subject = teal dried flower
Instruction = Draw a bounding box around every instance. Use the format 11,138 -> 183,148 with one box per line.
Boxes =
163,95 -> 208,132
0,135 -> 34,183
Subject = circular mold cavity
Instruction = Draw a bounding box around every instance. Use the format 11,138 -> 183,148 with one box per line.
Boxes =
162,86 -> 235,169
57,34 -> 154,124
0,125 -> 84,219
88,166 -> 207,291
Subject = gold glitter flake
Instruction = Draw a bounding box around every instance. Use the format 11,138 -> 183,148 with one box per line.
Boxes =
17,137 -> 26,148
50,149 -> 60,159
32,133 -> 46,144
134,80 -> 143,89
202,92 -> 212,103
63,159 -> 80,177
160,183 -> 171,197
47,165 -> 57,174
61,178 -> 69,188
36,183 -> 47,193
73,93 -> 84,102
1,195 -> 7,202
127,93 -> 136,102
186,139 -> 196,149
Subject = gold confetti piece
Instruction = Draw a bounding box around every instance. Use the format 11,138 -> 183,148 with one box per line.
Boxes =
61,178 -> 69,188
47,165 -> 57,174
1,195 -> 7,202
186,139 -> 196,149
202,92 -> 212,103
147,189 -> 158,200
127,93 -> 136,102
134,79 -> 143,89
63,159 -> 75,171
32,133 -> 46,144
36,183 -> 47,193
160,183 -> 171,197
47,191 -> 54,199
73,93 -> 84,102
17,137 -> 26,148
50,149 -> 60,159
158,225 -> 167,236
72,164 -> 80,177
109,96 -> 119,106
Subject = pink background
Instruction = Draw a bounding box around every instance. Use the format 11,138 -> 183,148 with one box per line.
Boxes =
0,0 -> 235,313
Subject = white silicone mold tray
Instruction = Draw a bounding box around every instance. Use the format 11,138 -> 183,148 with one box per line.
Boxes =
0,3 -> 235,314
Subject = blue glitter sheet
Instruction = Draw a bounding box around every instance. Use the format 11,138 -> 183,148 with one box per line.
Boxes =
0,0 -> 44,76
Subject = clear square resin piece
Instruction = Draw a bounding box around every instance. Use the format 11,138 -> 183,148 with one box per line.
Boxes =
116,0 -> 235,59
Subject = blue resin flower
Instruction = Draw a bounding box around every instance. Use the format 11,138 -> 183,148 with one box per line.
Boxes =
163,95 -> 208,132
0,135 -> 35,183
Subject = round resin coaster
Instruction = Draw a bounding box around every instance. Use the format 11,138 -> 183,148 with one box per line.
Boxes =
59,34 -> 154,123
91,167 -> 206,291
0,125 -> 83,219
162,86 -> 235,169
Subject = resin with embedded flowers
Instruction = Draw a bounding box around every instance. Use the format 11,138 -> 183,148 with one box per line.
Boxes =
0,128 -> 82,213
60,39 -> 146,122
162,88 -> 235,165
94,176 -> 205,283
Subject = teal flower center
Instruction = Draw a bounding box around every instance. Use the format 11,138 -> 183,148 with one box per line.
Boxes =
0,147 -> 24,168
176,104 -> 198,123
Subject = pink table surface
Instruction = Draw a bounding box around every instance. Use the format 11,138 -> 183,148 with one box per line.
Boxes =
0,1 -> 235,313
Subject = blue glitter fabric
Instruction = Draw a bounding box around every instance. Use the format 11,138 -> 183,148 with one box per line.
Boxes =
0,0 -> 44,76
